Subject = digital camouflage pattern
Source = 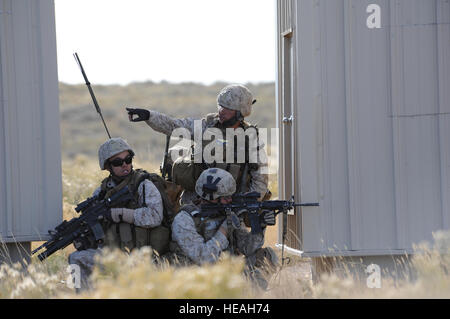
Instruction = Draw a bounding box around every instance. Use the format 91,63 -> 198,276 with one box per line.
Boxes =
68,248 -> 100,290
68,177 -> 164,290
195,168 -> 236,201
93,178 -> 164,227
171,209 -> 229,265
170,205 -> 266,266
98,137 -> 134,170
144,111 -> 269,201
217,84 -> 254,117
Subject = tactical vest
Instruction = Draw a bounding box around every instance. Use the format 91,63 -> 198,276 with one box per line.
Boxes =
172,113 -> 259,192
99,169 -> 173,254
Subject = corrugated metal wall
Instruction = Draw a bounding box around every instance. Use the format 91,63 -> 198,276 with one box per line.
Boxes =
277,0 -> 450,256
0,0 -> 61,242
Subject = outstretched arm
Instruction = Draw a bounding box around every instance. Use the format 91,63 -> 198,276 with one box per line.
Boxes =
145,110 -> 196,136
126,107 -> 197,136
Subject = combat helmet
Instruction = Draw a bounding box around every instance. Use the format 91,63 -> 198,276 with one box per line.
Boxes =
195,168 -> 236,201
217,84 -> 256,117
98,137 -> 135,170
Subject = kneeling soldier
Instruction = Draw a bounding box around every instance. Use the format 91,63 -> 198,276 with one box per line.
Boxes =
68,137 -> 171,290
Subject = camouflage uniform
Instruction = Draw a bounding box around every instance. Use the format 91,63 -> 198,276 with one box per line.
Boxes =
170,205 -> 266,265
132,84 -> 269,205
68,138 -> 164,290
91,178 -> 164,227
145,111 -> 269,203
167,168 -> 277,289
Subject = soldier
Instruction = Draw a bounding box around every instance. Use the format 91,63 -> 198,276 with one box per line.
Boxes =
167,168 -> 278,289
68,137 -> 171,290
126,84 -> 270,205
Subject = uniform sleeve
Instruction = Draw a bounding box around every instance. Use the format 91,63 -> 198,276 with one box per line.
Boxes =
145,110 -> 199,136
132,179 -> 164,228
171,211 -> 229,265
234,223 -> 266,257
248,140 -> 269,199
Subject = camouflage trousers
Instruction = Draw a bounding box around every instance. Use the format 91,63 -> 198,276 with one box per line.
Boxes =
244,247 -> 278,290
68,248 -> 101,291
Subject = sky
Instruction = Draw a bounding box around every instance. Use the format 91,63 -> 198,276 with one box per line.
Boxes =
54,0 -> 277,86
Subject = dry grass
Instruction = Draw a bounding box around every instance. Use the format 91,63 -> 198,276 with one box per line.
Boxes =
75,248 -> 248,299
3,157 -> 450,299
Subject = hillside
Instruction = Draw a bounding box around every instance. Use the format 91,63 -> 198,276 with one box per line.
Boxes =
59,81 -> 276,165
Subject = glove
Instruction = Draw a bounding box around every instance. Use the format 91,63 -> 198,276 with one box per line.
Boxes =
105,208 -> 135,224
260,210 -> 276,226
126,107 -> 150,122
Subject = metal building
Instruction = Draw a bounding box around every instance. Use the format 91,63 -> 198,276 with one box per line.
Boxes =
277,0 -> 450,279
0,0 -> 61,264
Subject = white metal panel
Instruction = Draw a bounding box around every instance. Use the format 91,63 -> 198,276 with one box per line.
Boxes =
344,0 -> 397,251
277,0 -> 450,256
277,0 -> 305,250
317,0 -> 351,251
0,0 -> 61,242
390,0 -> 447,248
293,0 -> 324,252
437,0 -> 450,231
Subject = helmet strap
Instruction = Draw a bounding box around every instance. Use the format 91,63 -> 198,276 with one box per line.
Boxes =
109,166 -> 134,184
220,111 -> 243,128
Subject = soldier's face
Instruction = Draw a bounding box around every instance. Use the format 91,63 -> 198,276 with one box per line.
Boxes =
108,151 -> 133,177
218,107 -> 237,124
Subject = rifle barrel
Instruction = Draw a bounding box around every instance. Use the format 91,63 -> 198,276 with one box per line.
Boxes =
293,202 -> 320,207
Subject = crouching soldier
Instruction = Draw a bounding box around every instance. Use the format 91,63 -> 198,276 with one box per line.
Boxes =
166,168 -> 278,289
68,137 -> 172,290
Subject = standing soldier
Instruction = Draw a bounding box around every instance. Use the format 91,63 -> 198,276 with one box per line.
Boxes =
126,84 -> 270,205
68,137 -> 172,290
167,168 -> 277,289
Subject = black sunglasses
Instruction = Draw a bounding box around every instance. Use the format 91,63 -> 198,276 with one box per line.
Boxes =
109,154 -> 133,167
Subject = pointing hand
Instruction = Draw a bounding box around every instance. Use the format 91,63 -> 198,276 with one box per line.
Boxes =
126,107 -> 150,122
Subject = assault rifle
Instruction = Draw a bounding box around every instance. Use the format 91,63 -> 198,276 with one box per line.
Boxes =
200,191 -> 319,265
201,191 -> 319,234
32,186 -> 133,261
